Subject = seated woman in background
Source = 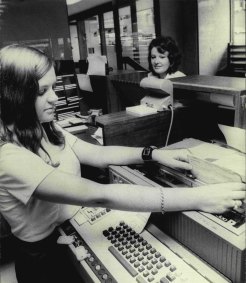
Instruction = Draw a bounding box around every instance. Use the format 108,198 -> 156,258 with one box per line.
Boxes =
148,36 -> 186,79
0,44 -> 244,283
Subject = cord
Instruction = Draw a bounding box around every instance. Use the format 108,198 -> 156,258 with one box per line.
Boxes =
165,104 -> 174,147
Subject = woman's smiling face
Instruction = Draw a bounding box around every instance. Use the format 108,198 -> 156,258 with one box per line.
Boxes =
150,47 -> 170,78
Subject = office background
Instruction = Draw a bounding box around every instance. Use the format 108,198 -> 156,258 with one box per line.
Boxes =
0,0 -> 245,76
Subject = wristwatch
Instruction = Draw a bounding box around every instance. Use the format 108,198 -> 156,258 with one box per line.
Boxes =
142,146 -> 157,161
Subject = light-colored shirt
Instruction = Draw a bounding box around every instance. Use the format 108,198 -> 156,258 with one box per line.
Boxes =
0,127 -> 80,242
148,70 -> 186,79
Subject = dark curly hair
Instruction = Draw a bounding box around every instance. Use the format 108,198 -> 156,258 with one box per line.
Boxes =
0,44 -> 64,154
148,36 -> 181,77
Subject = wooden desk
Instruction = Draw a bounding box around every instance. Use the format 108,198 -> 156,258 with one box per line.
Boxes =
95,109 -> 189,147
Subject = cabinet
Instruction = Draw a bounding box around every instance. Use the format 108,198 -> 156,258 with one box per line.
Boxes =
171,75 -> 246,129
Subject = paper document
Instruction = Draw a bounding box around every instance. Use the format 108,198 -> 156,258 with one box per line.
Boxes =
91,127 -> 104,145
76,74 -> 93,92
87,55 -> 107,76
218,124 -> 246,153
188,142 -> 245,182
126,105 -> 158,116
189,155 -> 242,184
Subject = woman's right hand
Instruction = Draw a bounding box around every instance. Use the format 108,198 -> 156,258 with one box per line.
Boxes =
195,182 -> 246,214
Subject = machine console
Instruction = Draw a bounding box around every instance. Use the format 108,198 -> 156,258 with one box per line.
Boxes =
59,207 -> 230,283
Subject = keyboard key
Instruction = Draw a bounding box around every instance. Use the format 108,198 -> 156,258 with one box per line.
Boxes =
126,254 -> 132,260
150,248 -> 156,254
126,244 -> 131,249
138,247 -> 144,252
143,250 -> 148,256
166,272 -> 176,282
156,263 -> 163,269
138,266 -> 145,272
160,277 -> 169,283
147,254 -> 153,260
155,252 -> 161,258
151,268 -> 158,275
142,259 -> 148,266
147,263 -> 153,270
130,258 -> 136,264
148,275 -> 154,282
130,247 -> 135,253
170,265 -> 177,272
134,251 -> 140,257
122,249 -> 128,255
164,260 -> 171,267
138,236 -> 144,242
103,230 -> 110,237
108,246 -> 138,277
136,275 -> 148,283
138,255 -> 144,261
151,258 -> 157,265
143,270 -> 149,277
146,244 -> 152,250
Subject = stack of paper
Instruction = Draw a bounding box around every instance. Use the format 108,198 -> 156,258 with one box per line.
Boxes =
126,105 -> 158,116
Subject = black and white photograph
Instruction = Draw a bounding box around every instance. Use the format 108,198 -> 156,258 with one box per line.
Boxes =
0,0 -> 245,283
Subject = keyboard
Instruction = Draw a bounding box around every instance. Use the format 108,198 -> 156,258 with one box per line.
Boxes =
59,209 -> 230,283
103,221 -> 209,283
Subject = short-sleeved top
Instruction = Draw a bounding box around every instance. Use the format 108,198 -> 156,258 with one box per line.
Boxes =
0,127 -> 81,242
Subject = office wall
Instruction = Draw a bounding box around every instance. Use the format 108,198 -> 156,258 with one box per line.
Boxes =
159,0 -> 230,76
159,0 -> 199,75
198,0 -> 230,75
0,0 -> 72,60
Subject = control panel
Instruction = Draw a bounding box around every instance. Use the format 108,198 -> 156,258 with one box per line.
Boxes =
60,220 -> 117,283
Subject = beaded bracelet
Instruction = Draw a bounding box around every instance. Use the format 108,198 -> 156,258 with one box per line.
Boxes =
159,187 -> 165,214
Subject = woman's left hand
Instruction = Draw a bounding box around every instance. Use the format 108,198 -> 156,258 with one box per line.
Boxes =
152,148 -> 192,171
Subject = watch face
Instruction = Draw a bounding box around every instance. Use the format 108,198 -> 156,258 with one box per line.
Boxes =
142,146 -> 156,161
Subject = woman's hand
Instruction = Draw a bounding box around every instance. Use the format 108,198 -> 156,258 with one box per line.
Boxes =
152,148 -> 192,171
195,182 -> 246,214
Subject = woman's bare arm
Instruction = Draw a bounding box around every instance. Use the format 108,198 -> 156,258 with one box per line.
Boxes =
33,169 -> 245,214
